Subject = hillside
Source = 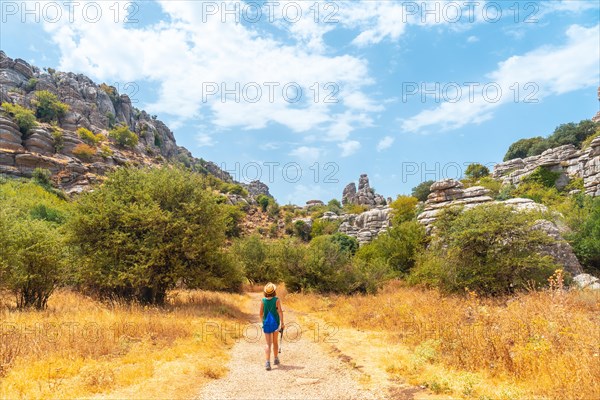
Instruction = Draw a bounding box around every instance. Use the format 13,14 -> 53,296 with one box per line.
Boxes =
0,51 -> 267,198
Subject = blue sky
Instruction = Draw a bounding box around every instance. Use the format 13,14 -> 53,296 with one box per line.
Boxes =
1,0 -> 599,204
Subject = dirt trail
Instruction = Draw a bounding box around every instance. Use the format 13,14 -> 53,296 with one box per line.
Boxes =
196,293 -> 380,400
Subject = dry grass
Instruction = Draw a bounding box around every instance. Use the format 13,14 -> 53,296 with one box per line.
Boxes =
0,289 -> 248,399
285,281 -> 600,400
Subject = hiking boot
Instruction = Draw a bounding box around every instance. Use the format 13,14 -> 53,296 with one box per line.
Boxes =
274,357 -> 280,365
265,361 -> 271,371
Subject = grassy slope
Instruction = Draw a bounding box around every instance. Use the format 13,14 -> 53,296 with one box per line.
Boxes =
285,281 -> 600,400
0,290 -> 248,399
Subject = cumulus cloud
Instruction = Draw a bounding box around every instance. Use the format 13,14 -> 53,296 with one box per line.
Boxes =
401,24 -> 600,133
376,136 -> 394,151
338,140 -> 361,157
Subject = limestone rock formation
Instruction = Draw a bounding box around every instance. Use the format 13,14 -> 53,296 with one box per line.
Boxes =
321,206 -> 391,245
493,140 -> 600,197
573,273 -> 600,290
244,180 -> 272,198
0,51 -> 269,199
417,178 -> 583,275
341,174 -> 386,207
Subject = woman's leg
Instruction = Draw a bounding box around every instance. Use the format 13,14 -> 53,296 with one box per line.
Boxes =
273,329 -> 279,356
264,332 -> 273,361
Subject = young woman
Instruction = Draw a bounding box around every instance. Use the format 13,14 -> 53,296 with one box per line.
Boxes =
260,282 -> 284,370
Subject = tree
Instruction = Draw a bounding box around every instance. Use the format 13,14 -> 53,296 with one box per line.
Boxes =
327,199 -> 342,214
355,221 -> 426,274
32,90 -> 69,122
566,196 -> 600,274
256,194 -> 270,212
411,180 -> 434,202
1,102 -> 37,134
68,167 -> 243,304
389,195 -> 418,226
409,204 -> 558,295
108,124 -> 139,148
464,163 -> 490,180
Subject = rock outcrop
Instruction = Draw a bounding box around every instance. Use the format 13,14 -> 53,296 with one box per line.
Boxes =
0,51 -> 267,198
321,207 -> 391,245
493,140 -> 600,197
341,174 -> 386,208
417,178 -> 583,275
573,273 -> 600,290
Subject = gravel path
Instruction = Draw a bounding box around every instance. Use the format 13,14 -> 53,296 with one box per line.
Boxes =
196,293 -> 379,400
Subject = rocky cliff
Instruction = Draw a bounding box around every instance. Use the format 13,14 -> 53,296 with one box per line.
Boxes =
492,139 -> 600,196
342,174 -> 387,207
416,178 -> 583,276
0,52 -> 259,197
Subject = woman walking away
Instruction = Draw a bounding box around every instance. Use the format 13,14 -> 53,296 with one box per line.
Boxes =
260,282 -> 284,371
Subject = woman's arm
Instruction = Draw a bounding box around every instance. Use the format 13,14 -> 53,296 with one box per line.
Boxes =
276,299 -> 284,329
259,301 -> 264,320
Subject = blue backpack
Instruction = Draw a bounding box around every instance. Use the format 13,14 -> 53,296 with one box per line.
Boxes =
263,298 -> 279,333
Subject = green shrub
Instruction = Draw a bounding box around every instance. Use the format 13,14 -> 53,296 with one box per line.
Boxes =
100,144 -> 114,158
355,221 -> 426,274
581,130 -> 600,149
32,90 -> 69,122
223,204 -> 245,238
522,166 -> 562,188
411,180 -> 434,202
68,167 -> 243,303
32,168 -> 52,187
72,143 -> 96,162
343,203 -> 368,214
256,194 -> 270,212
409,204 -> 558,296
77,127 -> 103,146
25,78 -> 38,91
292,220 -> 311,242
563,196 -> 600,274
311,218 -> 341,237
233,235 -> 282,284
327,199 -> 342,214
389,195 -> 418,226
465,163 -> 490,180
1,102 -> 37,134
108,124 -> 138,148
512,182 -> 562,206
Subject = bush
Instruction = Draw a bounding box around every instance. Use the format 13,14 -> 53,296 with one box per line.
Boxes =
100,144 -> 113,158
68,167 -> 243,304
411,180 -> 434,202
409,204 -> 558,295
464,163 -> 490,180
504,120 -> 600,161
108,124 -> 138,148
355,221 -> 426,274
522,166 -> 561,188
32,90 -> 69,122
32,168 -> 52,187
77,127 -> 103,146
389,195 -> 418,226
292,220 -> 311,242
581,130 -> 600,149
563,196 -> 600,274
343,203 -> 368,214
232,235 -> 282,283
256,194 -> 270,212
1,102 -> 37,134
222,204 -> 245,238
327,199 -> 342,214
512,182 -> 562,206
72,143 -> 97,162
311,218 -> 341,237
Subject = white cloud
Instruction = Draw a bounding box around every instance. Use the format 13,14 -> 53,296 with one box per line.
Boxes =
195,133 -> 216,147
401,24 -> 600,133
376,136 -> 394,151
289,146 -> 323,162
338,140 -> 361,157
467,35 -> 479,43
39,0 -> 380,143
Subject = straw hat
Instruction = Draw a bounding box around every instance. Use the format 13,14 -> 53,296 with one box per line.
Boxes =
264,282 -> 276,296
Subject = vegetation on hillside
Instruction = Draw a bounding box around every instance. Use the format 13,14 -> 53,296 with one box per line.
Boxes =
504,119 -> 600,161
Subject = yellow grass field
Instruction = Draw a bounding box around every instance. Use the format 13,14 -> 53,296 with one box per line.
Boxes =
285,281 -> 600,400
0,289 -> 247,399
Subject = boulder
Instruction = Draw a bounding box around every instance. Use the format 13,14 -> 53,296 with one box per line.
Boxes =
573,274 -> 600,290
532,220 -> 583,276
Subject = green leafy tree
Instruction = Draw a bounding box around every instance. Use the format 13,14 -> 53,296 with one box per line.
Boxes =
233,235 -> 281,283
327,199 -> 342,214
409,204 -> 558,295
1,102 -> 37,134
355,221 -> 426,274
389,195 -> 418,226
108,124 -> 139,148
32,90 -> 69,122
68,167 -> 243,304
564,196 -> 600,274
311,218 -> 341,237
464,163 -> 490,180
411,180 -> 434,202
256,194 -> 270,212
